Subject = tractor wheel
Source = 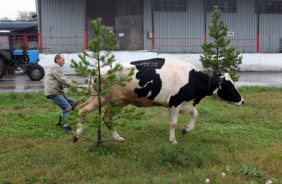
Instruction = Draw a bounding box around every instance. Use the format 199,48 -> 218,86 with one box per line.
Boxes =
0,59 -> 5,79
27,64 -> 45,81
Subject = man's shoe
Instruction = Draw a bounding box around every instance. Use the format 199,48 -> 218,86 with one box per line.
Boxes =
64,124 -> 74,133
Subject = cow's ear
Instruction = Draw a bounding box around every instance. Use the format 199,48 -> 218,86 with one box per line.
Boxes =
213,69 -> 222,76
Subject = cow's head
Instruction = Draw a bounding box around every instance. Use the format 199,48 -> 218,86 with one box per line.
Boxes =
213,71 -> 244,106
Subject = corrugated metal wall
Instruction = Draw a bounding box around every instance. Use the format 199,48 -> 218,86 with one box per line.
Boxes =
37,0 -> 282,53
144,0 -> 205,53
39,0 -> 86,53
144,0 -> 282,53
260,13 -> 282,53
206,0 -> 257,53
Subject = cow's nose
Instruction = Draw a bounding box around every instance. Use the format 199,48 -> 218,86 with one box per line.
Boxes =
242,100 -> 245,105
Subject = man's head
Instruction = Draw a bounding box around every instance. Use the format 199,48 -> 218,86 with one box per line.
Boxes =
54,54 -> 65,67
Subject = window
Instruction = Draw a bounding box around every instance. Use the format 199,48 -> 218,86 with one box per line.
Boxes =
154,0 -> 187,12
0,36 -> 10,50
207,1 -> 236,13
255,1 -> 282,14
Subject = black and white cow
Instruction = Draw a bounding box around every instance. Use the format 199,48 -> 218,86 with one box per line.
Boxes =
73,58 -> 244,144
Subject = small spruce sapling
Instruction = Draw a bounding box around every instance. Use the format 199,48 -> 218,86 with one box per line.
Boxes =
200,6 -> 242,82
70,18 -> 135,147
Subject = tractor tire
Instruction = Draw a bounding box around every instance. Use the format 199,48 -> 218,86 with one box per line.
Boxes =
27,64 -> 45,81
0,59 -> 5,79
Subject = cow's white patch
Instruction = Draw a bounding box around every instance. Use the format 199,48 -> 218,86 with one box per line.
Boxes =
142,80 -> 153,88
224,73 -> 234,84
179,101 -> 194,114
157,62 -> 193,96
154,62 -> 193,106
212,88 -> 219,95
147,91 -> 152,97
234,98 -> 244,106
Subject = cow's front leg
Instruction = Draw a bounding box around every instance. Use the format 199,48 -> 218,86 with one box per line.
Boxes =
183,108 -> 198,134
103,109 -> 125,142
169,107 -> 180,144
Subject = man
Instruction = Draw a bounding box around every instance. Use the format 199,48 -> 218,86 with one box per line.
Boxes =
44,54 -> 82,126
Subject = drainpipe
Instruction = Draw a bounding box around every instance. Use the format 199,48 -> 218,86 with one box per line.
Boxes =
37,0 -> 42,52
84,0 -> 88,50
204,0 -> 207,43
151,0 -> 155,51
257,0 -> 260,53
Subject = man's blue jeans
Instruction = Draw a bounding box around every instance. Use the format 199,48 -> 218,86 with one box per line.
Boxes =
47,94 -> 76,118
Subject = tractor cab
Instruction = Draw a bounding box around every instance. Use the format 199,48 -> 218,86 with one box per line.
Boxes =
0,31 -> 13,61
0,30 -> 44,81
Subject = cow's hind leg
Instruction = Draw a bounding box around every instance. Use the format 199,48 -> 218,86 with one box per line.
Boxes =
182,108 -> 198,134
169,107 -> 180,145
103,109 -> 125,142
73,116 -> 85,142
73,96 -> 106,142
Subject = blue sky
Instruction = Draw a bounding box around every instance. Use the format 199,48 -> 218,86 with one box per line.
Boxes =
0,0 -> 36,20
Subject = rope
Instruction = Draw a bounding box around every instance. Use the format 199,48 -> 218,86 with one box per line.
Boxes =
63,95 -> 85,114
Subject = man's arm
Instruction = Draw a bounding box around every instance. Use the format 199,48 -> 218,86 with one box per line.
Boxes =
52,67 -> 84,88
52,67 -> 73,87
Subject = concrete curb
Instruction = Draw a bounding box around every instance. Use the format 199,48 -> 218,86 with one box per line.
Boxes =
39,51 -> 282,74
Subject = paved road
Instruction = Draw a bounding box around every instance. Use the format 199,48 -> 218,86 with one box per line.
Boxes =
236,72 -> 282,87
0,72 -> 282,93
0,73 -> 85,93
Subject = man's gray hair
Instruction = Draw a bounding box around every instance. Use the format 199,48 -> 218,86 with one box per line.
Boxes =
54,54 -> 61,63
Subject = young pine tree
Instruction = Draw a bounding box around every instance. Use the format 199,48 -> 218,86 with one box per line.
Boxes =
70,18 -> 135,147
200,6 -> 242,82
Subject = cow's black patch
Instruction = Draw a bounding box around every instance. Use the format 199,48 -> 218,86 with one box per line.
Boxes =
169,70 -> 209,108
130,58 -> 165,100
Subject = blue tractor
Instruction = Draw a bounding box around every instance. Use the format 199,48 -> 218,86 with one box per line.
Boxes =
0,30 -> 44,81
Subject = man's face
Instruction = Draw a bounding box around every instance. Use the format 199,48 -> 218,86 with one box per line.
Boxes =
56,55 -> 65,67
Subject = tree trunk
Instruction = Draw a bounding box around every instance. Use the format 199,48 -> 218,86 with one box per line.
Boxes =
97,57 -> 102,148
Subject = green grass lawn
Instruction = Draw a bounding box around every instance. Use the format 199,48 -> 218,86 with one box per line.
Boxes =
0,86 -> 281,184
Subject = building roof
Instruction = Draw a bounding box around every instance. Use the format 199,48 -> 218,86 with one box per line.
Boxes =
0,21 -> 37,31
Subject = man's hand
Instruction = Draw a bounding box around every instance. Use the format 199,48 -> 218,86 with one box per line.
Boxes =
77,85 -> 83,88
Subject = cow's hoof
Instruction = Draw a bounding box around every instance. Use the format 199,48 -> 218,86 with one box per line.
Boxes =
73,135 -> 79,143
170,138 -> 178,144
115,136 -> 125,142
183,127 -> 193,134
